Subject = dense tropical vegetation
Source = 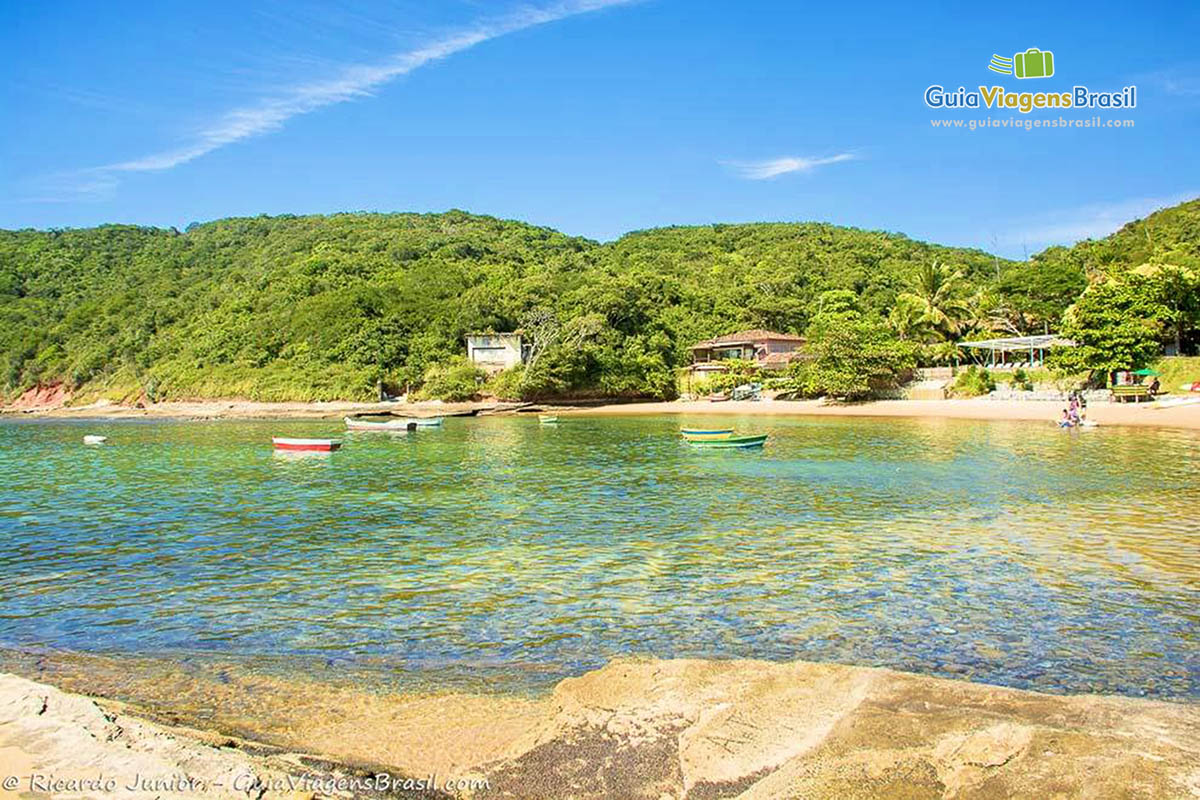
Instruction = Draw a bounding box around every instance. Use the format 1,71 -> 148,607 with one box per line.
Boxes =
1,198 -> 1198,403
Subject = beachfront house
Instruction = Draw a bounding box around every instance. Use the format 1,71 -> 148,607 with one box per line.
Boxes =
689,329 -> 807,374
466,332 -> 526,374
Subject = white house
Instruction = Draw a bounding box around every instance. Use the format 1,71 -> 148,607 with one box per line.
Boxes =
466,332 -> 525,373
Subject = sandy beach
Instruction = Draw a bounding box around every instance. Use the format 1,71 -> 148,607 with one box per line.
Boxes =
2,654 -> 1198,799
580,398 -> 1200,430
7,396 -> 1200,431
0,398 -> 489,421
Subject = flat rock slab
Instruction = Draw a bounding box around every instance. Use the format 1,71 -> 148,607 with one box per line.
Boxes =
3,657 -> 1199,799
0,673 -> 450,800
470,659 -> 1200,799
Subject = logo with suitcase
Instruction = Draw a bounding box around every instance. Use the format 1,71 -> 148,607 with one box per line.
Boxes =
989,48 -> 1055,79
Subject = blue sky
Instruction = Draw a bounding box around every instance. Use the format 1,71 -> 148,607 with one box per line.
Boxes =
2,0 -> 1197,257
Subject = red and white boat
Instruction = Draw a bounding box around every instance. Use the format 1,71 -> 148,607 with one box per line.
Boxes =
271,437 -> 342,452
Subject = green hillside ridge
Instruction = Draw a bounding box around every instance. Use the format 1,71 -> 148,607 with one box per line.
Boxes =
1,199 -> 1198,403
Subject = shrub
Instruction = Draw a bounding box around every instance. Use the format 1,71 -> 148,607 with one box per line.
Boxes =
417,357 -> 484,402
952,365 -> 995,397
485,367 -> 524,400
1010,367 -> 1033,392
702,358 -> 759,394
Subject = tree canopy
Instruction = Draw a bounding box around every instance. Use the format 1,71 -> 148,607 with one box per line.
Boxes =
1,197 -> 1198,402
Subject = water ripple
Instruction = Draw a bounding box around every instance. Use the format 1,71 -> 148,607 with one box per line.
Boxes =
0,415 -> 1197,699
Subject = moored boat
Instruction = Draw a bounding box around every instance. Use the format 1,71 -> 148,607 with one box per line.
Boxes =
344,416 -> 412,431
272,437 -> 342,452
680,427 -> 733,441
686,433 -> 768,449
539,415 -> 559,424
82,435 -> 108,445
403,416 -> 444,427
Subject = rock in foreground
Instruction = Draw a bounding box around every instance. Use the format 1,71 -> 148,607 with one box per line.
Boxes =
475,658 -> 1200,798
2,657 -> 1199,799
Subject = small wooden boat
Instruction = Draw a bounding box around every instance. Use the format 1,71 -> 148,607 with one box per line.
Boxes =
686,433 -> 768,449
403,416 -> 444,427
272,437 -> 342,452
83,435 -> 108,445
539,415 -> 559,424
344,416 -> 412,431
680,427 -> 733,441
708,392 -> 730,402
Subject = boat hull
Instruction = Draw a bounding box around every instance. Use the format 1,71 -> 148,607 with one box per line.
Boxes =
404,417 -> 444,427
344,416 -> 411,431
687,434 -> 768,449
681,428 -> 733,441
272,437 -> 342,452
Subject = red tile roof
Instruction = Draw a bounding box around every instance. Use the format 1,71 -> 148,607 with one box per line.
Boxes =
692,329 -> 806,348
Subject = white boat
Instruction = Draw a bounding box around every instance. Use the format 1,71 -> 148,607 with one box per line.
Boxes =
344,416 -> 412,431
83,435 -> 107,445
539,415 -> 559,424
403,416 -> 444,427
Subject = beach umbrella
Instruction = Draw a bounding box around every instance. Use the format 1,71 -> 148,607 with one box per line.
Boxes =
1132,368 -> 1161,376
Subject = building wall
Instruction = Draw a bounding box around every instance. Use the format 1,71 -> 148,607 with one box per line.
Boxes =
764,339 -> 802,354
467,334 -> 523,373
692,336 -> 804,368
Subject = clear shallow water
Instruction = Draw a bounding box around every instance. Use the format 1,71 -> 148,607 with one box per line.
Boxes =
0,415 -> 1197,699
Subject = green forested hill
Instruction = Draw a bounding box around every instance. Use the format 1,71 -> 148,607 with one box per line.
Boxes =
1036,199 -> 1200,277
1,200 -> 1197,402
0,212 -> 596,401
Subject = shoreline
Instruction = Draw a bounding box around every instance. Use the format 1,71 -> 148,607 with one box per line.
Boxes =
8,396 -> 1200,431
0,398 -> 495,421
2,653 -> 1198,798
579,397 -> 1200,430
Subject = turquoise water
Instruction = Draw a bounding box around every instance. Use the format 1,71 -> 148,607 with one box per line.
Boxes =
0,415 -> 1197,699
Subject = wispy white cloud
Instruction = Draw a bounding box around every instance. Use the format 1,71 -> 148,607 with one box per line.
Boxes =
36,0 -> 634,200
1139,66 -> 1200,97
994,191 -> 1198,250
725,153 -> 857,180
22,173 -> 121,204
1161,75 -> 1200,96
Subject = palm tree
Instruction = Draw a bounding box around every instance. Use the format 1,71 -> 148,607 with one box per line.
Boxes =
887,294 -> 932,342
897,260 -> 971,339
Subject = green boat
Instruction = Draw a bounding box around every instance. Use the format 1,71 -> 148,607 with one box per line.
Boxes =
686,433 -> 768,449
680,427 -> 733,441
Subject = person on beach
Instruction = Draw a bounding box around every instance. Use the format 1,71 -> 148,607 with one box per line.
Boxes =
1067,394 -> 1082,425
